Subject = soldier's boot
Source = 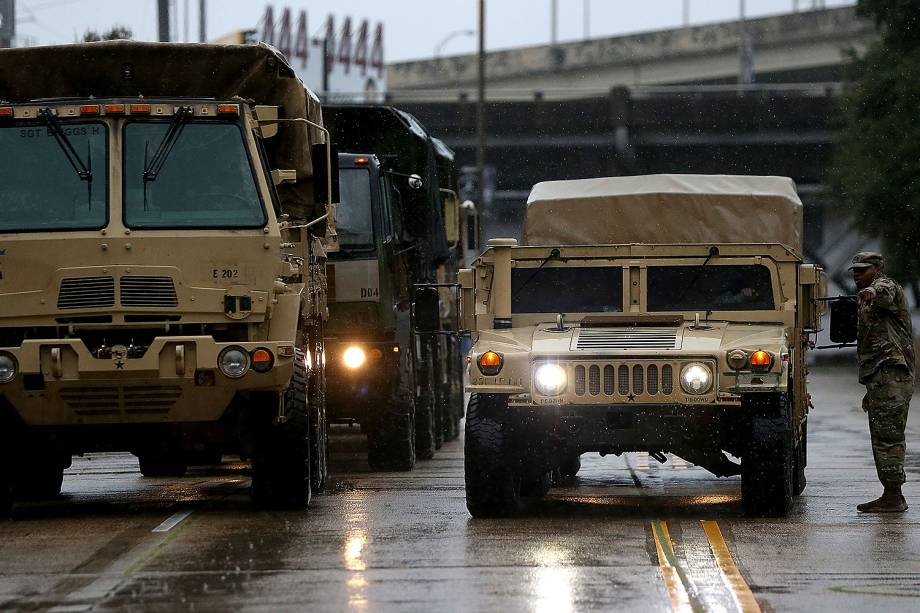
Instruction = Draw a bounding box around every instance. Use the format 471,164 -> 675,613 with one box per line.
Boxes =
857,487 -> 908,513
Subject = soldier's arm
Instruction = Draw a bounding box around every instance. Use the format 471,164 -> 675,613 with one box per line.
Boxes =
870,278 -> 899,310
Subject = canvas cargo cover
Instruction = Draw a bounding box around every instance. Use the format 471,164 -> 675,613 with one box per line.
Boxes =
0,41 -> 326,223
524,174 -> 803,253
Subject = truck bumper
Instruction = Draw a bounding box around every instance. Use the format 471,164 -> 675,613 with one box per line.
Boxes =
0,337 -> 295,426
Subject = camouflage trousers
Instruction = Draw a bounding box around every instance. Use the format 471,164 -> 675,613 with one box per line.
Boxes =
863,365 -> 913,488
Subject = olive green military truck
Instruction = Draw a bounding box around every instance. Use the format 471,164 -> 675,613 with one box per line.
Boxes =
457,175 -> 827,517
0,41 -> 337,512
322,106 -> 468,470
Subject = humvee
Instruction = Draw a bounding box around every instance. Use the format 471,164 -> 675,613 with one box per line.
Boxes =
0,42 -> 337,511
321,106 -> 470,470
456,175 -> 827,517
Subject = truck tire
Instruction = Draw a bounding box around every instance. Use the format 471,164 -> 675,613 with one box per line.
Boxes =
137,451 -> 188,477
251,349 -> 312,509
308,355 -> 329,492
415,381 -> 437,460
793,419 -> 807,496
367,401 -> 416,471
559,453 -> 582,483
464,394 -> 522,517
742,392 -> 794,517
0,476 -> 11,517
13,464 -> 65,500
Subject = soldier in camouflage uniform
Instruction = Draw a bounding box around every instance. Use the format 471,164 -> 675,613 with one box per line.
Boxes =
851,252 -> 914,513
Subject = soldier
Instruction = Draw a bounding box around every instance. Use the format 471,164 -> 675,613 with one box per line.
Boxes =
851,252 -> 914,513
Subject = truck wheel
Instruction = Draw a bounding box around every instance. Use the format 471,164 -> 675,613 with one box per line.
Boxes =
251,349 -> 312,509
137,452 -> 188,478
559,453 -> 582,483
0,476 -> 11,517
367,402 -> 416,471
415,381 -> 437,460
308,353 -> 329,492
742,392 -> 794,517
464,394 -> 522,517
13,464 -> 65,500
793,419 -> 807,496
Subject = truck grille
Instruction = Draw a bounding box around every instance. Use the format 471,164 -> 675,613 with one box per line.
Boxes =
573,360 -> 678,402
575,327 -> 679,350
60,385 -> 182,417
120,276 -> 179,308
57,276 -> 116,310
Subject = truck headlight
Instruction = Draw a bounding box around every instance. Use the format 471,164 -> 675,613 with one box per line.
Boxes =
0,353 -> 17,383
218,347 -> 250,378
534,363 -> 566,396
680,362 -> 712,394
343,346 -> 366,370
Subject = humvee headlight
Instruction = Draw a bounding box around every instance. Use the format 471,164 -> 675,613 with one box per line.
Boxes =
749,350 -> 773,371
0,353 -> 17,383
534,363 -> 567,396
477,351 -> 503,376
343,346 -> 367,370
218,347 -> 250,378
727,350 -> 748,370
680,362 -> 712,395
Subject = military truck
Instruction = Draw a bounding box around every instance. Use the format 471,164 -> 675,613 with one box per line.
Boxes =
454,175 -> 827,517
322,106 -> 467,470
0,41 -> 336,511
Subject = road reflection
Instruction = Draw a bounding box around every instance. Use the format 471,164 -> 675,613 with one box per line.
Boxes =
531,546 -> 574,613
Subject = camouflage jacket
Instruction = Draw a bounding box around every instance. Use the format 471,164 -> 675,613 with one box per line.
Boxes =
857,275 -> 915,383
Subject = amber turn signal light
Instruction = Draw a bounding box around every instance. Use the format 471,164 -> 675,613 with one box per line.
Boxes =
477,351 -> 503,376
250,348 -> 274,373
750,350 -> 773,371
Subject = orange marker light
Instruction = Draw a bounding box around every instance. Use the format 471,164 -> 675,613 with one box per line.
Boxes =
250,348 -> 274,373
130,104 -> 151,114
477,351 -> 503,375
0,107 -> 13,118
217,104 -> 240,116
79,105 -> 101,116
369,348 -> 384,359
750,351 -> 772,369
104,104 -> 126,115
354,157 -> 369,165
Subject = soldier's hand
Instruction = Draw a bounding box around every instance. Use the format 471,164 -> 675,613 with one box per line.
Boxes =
858,287 -> 876,306
862,396 -> 870,412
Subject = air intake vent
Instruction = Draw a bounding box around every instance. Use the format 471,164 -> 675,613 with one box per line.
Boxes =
57,276 -> 115,310
575,327 -> 678,351
120,276 -> 178,308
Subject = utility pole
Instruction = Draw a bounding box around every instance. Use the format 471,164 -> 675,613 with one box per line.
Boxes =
550,0 -> 557,46
477,0 -> 486,212
183,0 -> 189,42
198,0 -> 206,42
157,0 -> 171,42
583,0 -> 589,40
683,0 -> 690,27
0,0 -> 15,48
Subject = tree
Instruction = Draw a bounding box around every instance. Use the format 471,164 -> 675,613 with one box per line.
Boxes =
831,0 -> 920,283
82,26 -> 133,42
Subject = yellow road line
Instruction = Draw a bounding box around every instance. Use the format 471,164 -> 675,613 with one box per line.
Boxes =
700,520 -> 761,613
651,520 -> 693,613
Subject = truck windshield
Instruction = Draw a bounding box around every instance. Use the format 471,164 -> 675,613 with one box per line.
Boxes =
123,122 -> 265,228
512,267 -> 623,313
647,265 -> 775,311
0,123 -> 107,232
336,168 -> 375,250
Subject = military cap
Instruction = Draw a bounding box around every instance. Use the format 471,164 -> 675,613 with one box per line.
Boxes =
849,251 -> 885,270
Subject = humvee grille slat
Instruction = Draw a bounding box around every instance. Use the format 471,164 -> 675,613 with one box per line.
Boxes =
57,277 -> 116,310
60,385 -> 182,416
647,365 -> 659,395
588,365 -> 600,396
632,366 -> 644,394
575,327 -> 679,351
574,366 -> 586,395
569,360 -> 682,403
618,365 -> 629,395
662,365 -> 674,394
603,365 -> 615,395
120,276 -> 179,308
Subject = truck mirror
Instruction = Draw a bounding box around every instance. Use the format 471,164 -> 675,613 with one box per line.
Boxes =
312,143 -> 340,205
414,288 -> 441,333
408,174 -> 423,190
829,298 -> 858,344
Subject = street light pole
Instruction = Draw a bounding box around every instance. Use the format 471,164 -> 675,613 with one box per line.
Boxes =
477,0 -> 486,211
434,29 -> 474,59
198,0 -> 206,42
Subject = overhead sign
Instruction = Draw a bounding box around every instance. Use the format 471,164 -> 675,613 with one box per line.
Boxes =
258,5 -> 385,102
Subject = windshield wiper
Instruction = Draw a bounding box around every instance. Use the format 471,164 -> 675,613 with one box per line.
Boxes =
674,246 -> 720,306
39,108 -> 94,210
142,106 -> 192,210
512,248 -> 561,299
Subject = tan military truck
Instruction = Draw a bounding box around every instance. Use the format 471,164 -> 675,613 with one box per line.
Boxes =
0,41 -> 336,512
457,175 -> 826,517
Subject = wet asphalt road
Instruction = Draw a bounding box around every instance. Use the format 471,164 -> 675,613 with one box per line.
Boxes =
0,364 -> 918,612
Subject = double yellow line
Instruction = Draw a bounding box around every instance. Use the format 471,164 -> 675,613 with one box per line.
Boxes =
651,519 -> 761,613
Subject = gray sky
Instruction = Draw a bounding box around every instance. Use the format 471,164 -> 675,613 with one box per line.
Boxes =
15,0 -> 856,62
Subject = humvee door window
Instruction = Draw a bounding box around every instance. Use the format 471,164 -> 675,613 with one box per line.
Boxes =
337,168 -> 375,249
647,265 -> 775,311
511,267 -> 623,313
0,123 -> 107,231
123,122 -> 265,228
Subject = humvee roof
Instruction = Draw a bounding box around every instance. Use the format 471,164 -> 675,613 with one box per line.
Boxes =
523,174 -> 803,254
0,40 -> 326,222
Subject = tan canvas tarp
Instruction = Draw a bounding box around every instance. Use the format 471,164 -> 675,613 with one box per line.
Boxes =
0,41 -> 325,223
523,174 -> 803,253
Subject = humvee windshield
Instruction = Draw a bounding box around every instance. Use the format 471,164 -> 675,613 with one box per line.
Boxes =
123,122 -> 265,228
512,267 -> 623,313
647,264 -> 775,311
336,167 -> 375,250
0,123 -> 108,232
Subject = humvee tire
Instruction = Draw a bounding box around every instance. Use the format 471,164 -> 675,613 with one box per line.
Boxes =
307,343 -> 329,492
464,394 -> 522,517
367,401 -> 416,472
793,419 -> 807,496
13,464 -> 65,500
559,454 -> 582,483
741,393 -> 794,517
137,451 -> 188,478
251,349 -> 312,509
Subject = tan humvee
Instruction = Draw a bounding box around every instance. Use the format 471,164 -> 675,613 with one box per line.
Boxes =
460,175 -> 826,517
0,42 -> 336,512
